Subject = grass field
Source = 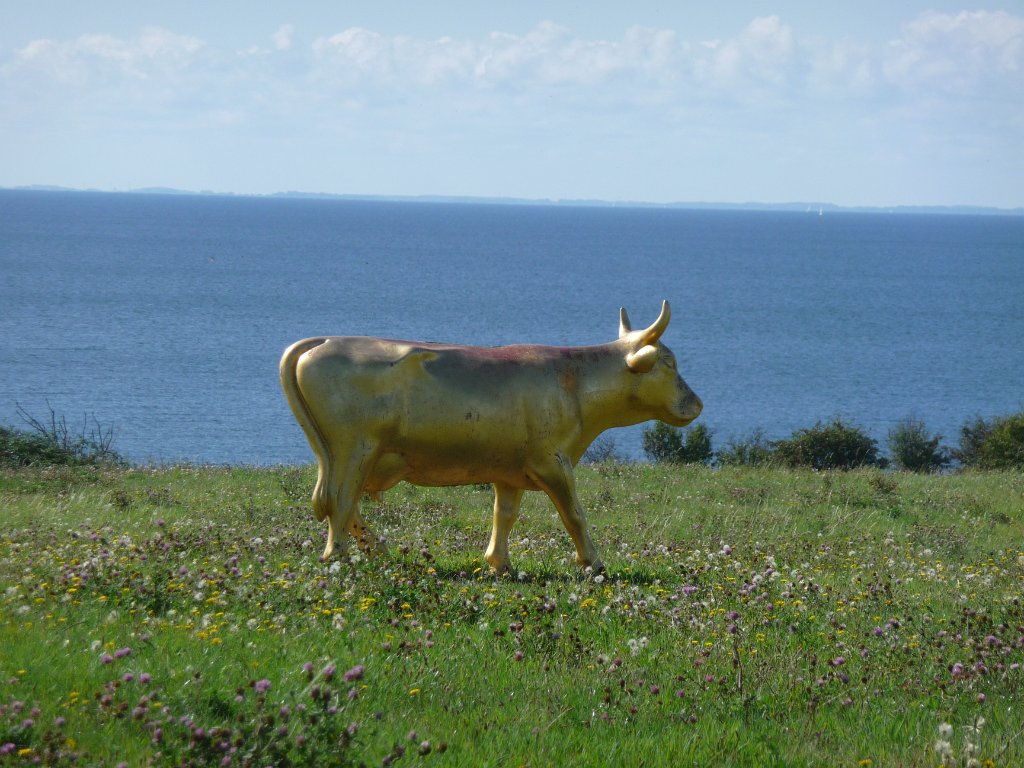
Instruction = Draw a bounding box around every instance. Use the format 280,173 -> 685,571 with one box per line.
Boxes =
1,462 -> 1022,766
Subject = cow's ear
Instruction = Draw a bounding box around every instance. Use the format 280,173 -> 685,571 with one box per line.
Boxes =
625,345 -> 658,373
619,308 -> 632,338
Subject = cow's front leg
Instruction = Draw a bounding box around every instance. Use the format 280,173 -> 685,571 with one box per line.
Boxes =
529,452 -> 603,572
485,483 -> 524,575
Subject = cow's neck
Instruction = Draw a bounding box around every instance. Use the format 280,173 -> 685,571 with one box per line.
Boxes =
574,341 -> 653,442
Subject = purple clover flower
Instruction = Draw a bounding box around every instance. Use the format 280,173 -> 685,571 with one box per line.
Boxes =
343,664 -> 364,682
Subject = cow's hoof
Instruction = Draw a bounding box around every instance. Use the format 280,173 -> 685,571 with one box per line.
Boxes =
487,559 -> 513,577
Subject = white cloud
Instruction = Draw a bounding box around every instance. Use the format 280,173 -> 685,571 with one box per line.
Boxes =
13,26 -> 203,83
689,16 -> 796,92
311,21 -> 680,90
885,10 -> 1024,94
272,24 -> 294,52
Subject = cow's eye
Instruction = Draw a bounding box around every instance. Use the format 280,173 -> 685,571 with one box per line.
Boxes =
665,357 -> 677,371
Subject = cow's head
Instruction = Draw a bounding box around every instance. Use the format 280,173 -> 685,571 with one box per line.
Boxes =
618,300 -> 703,427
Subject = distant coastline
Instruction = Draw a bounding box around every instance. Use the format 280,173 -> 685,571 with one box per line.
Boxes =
6,184 -> 1023,217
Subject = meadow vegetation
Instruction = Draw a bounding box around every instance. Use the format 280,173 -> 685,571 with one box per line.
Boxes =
2,458 -> 1023,766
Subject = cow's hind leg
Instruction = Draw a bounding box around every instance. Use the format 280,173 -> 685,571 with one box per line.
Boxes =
529,452 -> 603,572
349,507 -> 387,557
485,483 -> 524,576
321,441 -> 379,561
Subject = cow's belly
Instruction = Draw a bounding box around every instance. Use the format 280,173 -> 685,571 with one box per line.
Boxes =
365,450 -> 541,492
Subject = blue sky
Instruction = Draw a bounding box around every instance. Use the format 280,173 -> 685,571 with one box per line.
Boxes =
2,1 -> 1022,207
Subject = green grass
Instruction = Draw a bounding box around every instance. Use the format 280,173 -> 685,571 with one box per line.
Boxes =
1,463 -> 1022,766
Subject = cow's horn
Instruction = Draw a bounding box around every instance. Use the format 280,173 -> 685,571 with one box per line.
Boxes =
618,307 -> 632,338
638,300 -> 671,346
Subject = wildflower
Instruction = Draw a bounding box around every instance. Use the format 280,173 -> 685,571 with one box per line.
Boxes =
343,664 -> 364,682
513,651 -> 524,662
322,664 -> 337,681
934,740 -> 953,761
139,673 -> 152,684
938,723 -> 953,739
419,741 -> 431,755
254,679 -> 272,694
951,663 -> 965,678
114,647 -> 131,659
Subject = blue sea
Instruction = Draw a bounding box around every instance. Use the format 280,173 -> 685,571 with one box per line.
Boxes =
1,189 -> 1022,465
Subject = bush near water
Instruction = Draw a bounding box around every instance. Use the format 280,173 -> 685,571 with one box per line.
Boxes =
641,411 -> 1024,472
1,409 -> 1024,765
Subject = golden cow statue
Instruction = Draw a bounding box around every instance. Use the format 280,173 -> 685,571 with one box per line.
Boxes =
280,300 -> 702,574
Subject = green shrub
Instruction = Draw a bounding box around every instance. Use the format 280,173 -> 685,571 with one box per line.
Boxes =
977,413 -> 1024,470
772,418 -> 883,471
953,415 -> 995,467
642,422 -> 713,465
0,405 -> 123,467
582,435 -> 625,464
717,429 -> 777,467
887,416 -> 950,473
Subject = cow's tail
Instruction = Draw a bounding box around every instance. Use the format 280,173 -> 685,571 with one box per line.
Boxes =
279,338 -> 334,522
